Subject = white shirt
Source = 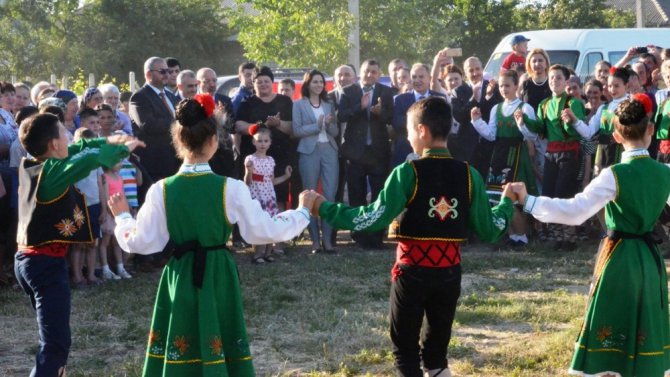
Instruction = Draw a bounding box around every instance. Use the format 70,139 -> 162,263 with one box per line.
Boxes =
573,95 -> 628,139
471,98 -> 538,142
114,163 -> 310,255
523,149 -> 670,226
311,105 -> 328,142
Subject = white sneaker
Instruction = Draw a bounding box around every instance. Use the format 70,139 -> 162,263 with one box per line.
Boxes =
117,268 -> 132,279
102,269 -> 121,280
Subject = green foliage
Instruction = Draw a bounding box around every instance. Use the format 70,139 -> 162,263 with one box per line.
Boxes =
0,0 -> 232,84
230,0 -> 353,73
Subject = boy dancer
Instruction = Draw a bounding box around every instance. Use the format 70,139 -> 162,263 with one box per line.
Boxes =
516,64 -> 586,250
314,97 -> 516,377
14,113 -> 143,376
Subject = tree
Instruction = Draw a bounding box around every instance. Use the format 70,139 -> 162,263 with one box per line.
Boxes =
0,0 -> 234,86
230,0 -> 352,73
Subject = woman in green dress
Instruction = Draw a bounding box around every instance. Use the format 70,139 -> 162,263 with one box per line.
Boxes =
515,94 -> 670,377
109,94 -> 314,377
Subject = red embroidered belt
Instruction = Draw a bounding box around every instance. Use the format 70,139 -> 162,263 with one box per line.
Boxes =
660,140 -> 670,154
252,173 -> 265,182
19,243 -> 69,258
546,140 -> 580,153
392,239 -> 461,279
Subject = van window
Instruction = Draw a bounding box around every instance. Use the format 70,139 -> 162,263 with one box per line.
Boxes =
485,50 -> 579,77
608,51 -> 627,65
579,52 -> 603,79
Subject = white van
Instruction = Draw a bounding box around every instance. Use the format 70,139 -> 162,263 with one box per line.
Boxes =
484,28 -> 670,80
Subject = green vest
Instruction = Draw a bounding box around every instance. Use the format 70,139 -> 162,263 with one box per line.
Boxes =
495,102 -> 524,139
163,173 -> 231,246
606,156 -> 670,233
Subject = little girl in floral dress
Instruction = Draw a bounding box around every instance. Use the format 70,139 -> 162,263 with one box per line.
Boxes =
244,124 -> 292,264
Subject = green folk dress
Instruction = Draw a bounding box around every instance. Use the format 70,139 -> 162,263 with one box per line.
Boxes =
113,163 -> 310,377
524,149 -> 670,376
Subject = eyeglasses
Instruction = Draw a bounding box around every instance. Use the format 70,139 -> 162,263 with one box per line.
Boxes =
151,69 -> 169,75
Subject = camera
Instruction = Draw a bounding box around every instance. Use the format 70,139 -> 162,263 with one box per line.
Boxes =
635,46 -> 649,54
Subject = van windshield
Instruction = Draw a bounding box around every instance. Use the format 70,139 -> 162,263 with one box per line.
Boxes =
484,50 -> 580,77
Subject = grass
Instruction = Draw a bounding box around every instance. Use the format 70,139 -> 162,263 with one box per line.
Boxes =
0,237 -> 612,376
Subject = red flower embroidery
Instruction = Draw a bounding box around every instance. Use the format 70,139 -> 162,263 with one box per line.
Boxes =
72,205 -> 86,227
173,336 -> 189,355
210,336 -> 223,355
596,326 -> 612,342
148,330 -> 160,345
55,218 -> 78,237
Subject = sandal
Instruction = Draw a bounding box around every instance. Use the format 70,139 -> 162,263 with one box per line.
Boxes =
252,257 -> 266,264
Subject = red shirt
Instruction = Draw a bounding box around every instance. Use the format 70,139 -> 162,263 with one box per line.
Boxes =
502,53 -> 526,72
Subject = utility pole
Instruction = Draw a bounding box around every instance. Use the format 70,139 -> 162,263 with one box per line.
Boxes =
636,0 -> 644,28
348,0 -> 360,70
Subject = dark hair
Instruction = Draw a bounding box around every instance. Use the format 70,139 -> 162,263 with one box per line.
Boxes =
614,98 -> 650,140
40,105 -> 65,123
407,97 -> 452,140
238,61 -> 256,73
548,64 -> 570,79
120,91 -> 132,103
78,107 -> 98,122
585,79 -> 604,92
20,113 -> 61,157
172,98 -> 218,159
253,66 -> 274,82
362,59 -> 380,70
95,103 -> 114,114
0,81 -> 15,94
165,57 -> 181,69
280,78 -> 296,89
640,52 -> 657,66
15,106 -> 39,126
74,127 -> 96,141
441,64 -> 464,79
610,66 -> 631,84
499,69 -> 519,86
300,70 -> 328,101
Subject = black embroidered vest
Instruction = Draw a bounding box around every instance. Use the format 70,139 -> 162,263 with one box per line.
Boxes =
397,157 -> 471,241
17,159 -> 93,247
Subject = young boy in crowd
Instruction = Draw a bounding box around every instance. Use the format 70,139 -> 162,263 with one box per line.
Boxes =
516,64 -> 586,250
14,113 -> 143,376
78,107 -> 101,135
314,97 -> 516,377
501,35 -> 530,74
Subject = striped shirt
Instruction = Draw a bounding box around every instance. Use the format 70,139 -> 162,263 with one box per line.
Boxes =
119,160 -> 139,208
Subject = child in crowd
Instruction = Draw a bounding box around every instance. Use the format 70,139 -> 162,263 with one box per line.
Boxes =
315,97 -> 515,377
95,103 -> 117,137
78,107 -> 101,135
515,94 -> 670,377
109,94 -> 313,377
244,124 -> 292,264
99,161 -> 132,279
471,69 -> 538,249
71,128 -> 105,287
14,113 -> 141,376
501,35 -> 530,74
516,64 -> 586,250
594,60 -> 612,101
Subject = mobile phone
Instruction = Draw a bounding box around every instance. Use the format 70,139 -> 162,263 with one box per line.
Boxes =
445,48 -> 463,57
635,46 -> 649,54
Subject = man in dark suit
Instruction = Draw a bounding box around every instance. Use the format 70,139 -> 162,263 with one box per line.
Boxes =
196,67 -> 236,178
175,69 -> 197,102
391,63 -> 446,167
328,64 -> 357,246
338,59 -> 394,249
464,56 -> 503,177
129,56 -> 179,182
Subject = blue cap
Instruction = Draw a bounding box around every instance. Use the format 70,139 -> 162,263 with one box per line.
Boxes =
511,35 -> 530,45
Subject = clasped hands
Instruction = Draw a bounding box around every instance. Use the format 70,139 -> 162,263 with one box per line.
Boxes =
298,189 -> 326,218
501,182 -> 528,206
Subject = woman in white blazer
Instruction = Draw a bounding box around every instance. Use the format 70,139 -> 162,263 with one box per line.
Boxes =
292,70 -> 339,253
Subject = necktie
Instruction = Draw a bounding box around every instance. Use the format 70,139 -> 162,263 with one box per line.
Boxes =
159,92 -> 173,116
418,95 -> 426,100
